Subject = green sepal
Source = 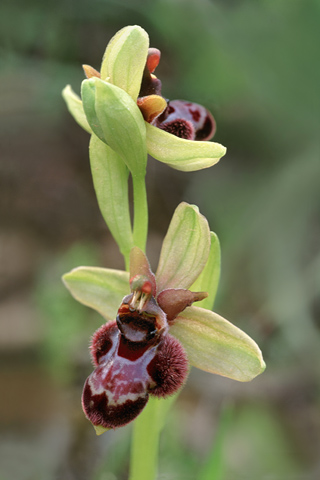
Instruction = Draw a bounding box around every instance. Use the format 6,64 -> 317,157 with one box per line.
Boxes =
170,306 -> 266,382
100,25 -> 149,101
82,78 -> 147,176
89,134 -> 134,265
81,79 -> 106,142
62,85 -> 92,134
190,232 -> 221,310
155,202 -> 211,292
146,123 -> 226,172
62,267 -> 129,321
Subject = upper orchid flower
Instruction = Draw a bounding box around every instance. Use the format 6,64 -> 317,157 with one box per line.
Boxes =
63,203 -> 265,434
62,25 -> 226,175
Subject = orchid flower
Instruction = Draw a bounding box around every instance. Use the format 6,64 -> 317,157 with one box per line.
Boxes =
63,203 -> 265,434
62,25 -> 226,174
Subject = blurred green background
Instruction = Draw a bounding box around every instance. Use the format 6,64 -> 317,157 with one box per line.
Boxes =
1,0 -> 319,479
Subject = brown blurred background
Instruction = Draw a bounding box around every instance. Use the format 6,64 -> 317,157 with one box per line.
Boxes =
1,0 -> 319,479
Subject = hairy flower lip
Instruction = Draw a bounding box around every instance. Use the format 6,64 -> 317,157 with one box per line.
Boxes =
79,233 -> 265,431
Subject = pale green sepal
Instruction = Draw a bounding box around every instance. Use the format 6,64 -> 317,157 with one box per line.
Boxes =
62,267 -> 129,321
95,78 -> 147,175
89,134 -> 133,263
100,25 -> 149,101
83,78 -> 147,176
170,306 -> 266,382
155,202 -> 211,292
190,232 -> 221,310
146,123 -> 227,172
62,85 -> 92,134
81,80 -> 107,142
94,425 -> 110,435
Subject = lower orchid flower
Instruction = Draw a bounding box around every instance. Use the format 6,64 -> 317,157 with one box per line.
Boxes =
63,203 -> 265,433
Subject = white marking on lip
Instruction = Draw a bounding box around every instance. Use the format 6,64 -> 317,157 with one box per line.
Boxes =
88,338 -> 159,407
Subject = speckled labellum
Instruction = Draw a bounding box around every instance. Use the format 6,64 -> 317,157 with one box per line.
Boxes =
82,277 -> 188,430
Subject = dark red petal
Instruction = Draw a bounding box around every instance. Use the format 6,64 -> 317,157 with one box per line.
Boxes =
82,377 -> 149,429
147,334 -> 188,397
157,289 -> 208,323
90,320 -> 118,366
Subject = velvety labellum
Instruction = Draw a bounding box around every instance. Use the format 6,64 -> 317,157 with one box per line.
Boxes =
82,296 -> 188,430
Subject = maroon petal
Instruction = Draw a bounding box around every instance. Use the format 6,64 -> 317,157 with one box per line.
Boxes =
147,334 -> 188,397
157,288 -> 208,322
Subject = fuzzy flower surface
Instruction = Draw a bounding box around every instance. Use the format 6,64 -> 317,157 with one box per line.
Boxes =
63,203 -> 266,433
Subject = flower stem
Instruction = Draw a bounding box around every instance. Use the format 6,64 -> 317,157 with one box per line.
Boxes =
132,172 -> 148,253
129,396 -> 177,480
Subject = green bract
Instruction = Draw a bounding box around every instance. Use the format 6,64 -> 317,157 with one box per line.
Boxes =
89,135 -> 134,260
63,203 -> 265,383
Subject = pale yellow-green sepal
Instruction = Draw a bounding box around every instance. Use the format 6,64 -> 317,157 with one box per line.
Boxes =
170,306 -> 266,382
155,202 -> 211,292
100,25 -> 149,101
62,85 -> 92,134
146,123 -> 226,172
190,232 -> 221,310
62,267 -> 129,321
82,78 -> 147,176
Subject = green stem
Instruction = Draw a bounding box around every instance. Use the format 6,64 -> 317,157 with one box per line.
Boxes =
129,395 -> 177,480
132,172 -> 148,253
